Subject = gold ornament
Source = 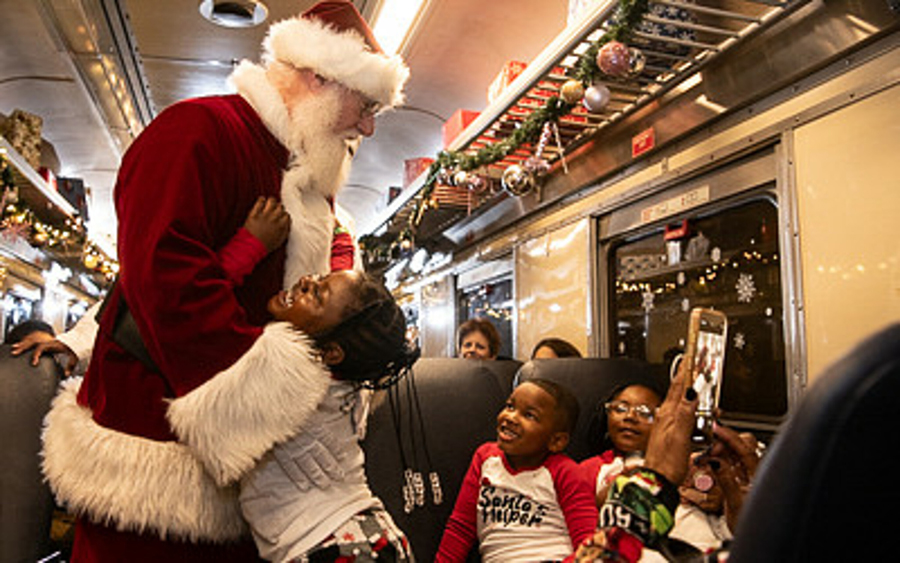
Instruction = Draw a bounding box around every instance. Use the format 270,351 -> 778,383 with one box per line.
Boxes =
83,253 -> 99,270
560,80 -> 585,105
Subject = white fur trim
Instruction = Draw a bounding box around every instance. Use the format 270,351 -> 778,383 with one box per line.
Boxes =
229,61 -> 294,150
42,378 -> 246,542
264,16 -> 409,108
168,323 -> 331,486
229,61 -> 342,285
282,182 -> 335,288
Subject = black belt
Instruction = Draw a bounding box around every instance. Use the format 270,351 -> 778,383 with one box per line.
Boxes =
96,280 -> 160,373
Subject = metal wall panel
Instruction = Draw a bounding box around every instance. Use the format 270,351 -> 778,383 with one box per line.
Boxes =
515,219 -> 591,359
793,82 -> 900,381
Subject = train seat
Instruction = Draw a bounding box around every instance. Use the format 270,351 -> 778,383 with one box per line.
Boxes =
362,358 -> 521,562
0,344 -> 63,563
728,323 -> 900,562
362,356 -> 667,561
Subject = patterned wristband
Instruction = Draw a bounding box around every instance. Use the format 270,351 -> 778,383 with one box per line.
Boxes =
598,468 -> 679,548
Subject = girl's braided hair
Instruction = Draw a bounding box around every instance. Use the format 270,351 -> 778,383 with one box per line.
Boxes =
314,273 -> 419,389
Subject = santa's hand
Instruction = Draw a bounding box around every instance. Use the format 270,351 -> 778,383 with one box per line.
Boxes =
273,426 -> 346,491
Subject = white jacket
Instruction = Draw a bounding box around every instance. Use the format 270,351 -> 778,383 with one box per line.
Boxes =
239,379 -> 382,562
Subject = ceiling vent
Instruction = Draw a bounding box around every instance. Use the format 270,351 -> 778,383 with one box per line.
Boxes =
199,0 -> 268,28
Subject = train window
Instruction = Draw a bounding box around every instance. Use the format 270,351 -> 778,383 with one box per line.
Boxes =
457,278 -> 514,359
608,197 -> 787,423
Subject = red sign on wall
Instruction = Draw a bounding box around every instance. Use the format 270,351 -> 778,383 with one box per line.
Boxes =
632,127 -> 656,158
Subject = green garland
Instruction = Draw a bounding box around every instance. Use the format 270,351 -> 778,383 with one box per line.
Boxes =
361,0 -> 651,270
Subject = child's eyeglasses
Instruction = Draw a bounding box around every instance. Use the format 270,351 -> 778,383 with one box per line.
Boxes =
604,400 -> 657,422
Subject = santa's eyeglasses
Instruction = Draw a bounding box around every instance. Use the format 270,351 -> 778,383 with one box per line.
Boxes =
314,73 -> 382,116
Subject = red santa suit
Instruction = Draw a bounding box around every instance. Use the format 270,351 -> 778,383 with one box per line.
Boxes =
40,2 -> 408,562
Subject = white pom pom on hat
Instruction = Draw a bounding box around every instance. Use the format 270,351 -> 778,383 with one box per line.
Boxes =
263,0 -> 410,108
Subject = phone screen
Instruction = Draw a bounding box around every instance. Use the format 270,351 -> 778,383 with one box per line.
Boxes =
687,310 -> 727,444
692,321 -> 726,414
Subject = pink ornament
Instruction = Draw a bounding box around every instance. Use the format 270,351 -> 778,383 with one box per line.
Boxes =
596,41 -> 631,77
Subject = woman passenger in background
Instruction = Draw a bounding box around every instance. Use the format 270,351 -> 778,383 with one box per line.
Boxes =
456,318 -> 501,360
531,337 -> 582,359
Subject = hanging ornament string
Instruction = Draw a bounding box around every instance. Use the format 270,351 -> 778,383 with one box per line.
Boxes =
387,383 -> 416,514
552,121 -> 569,175
407,368 -> 442,506
402,371 -> 425,510
524,121 -> 553,176
387,368 -> 443,513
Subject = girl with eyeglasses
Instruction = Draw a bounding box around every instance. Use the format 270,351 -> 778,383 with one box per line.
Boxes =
579,384 -> 663,508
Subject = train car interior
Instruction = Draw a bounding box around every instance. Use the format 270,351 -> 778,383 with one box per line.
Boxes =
2,0 -> 900,561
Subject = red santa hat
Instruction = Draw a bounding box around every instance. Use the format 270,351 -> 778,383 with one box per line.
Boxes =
263,0 -> 410,109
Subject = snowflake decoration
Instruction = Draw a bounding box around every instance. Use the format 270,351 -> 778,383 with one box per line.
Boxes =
734,332 -> 746,350
681,297 -> 690,312
736,273 -> 756,303
642,289 -> 655,313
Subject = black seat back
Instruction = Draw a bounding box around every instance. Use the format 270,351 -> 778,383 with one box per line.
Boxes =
0,344 -> 63,563
363,358 -> 521,562
729,323 -> 900,562
516,358 -> 668,461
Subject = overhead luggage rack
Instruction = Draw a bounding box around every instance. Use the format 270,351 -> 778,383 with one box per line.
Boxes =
361,0 -> 808,269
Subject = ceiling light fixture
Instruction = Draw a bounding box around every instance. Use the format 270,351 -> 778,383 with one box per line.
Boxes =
199,0 -> 268,29
371,0 -> 429,55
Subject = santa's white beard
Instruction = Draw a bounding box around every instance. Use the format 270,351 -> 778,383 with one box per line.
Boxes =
284,88 -> 356,200
228,61 -> 361,288
280,89 -> 360,288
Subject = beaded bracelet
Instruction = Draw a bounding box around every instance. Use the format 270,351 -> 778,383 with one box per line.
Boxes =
598,467 -> 680,549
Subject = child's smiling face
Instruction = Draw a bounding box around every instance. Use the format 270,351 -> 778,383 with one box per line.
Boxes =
268,270 -> 362,336
496,382 -> 568,469
606,385 -> 660,455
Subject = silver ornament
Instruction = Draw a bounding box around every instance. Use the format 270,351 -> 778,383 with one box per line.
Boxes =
582,83 -> 611,113
501,164 -> 534,196
452,169 -> 469,187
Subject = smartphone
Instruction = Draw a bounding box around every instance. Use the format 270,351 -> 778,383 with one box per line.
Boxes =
682,308 -> 728,445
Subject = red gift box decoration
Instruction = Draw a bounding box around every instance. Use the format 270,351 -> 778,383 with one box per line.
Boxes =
403,157 -> 435,188
442,109 -> 480,149
488,60 -> 528,105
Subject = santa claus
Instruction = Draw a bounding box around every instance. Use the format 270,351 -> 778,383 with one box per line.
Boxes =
40,2 -> 409,561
